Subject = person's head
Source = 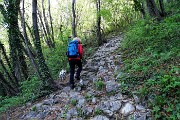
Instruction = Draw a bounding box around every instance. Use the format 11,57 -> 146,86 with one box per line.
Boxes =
73,37 -> 81,43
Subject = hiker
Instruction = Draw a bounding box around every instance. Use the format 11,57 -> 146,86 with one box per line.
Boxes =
67,37 -> 83,89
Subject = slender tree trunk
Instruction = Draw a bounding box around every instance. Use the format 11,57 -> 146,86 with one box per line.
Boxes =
146,0 -> 162,20
18,41 -> 28,80
159,0 -> 165,16
72,0 -> 77,38
25,22 -> 38,57
19,32 -> 36,57
59,24 -> 63,41
48,0 -> 55,47
25,22 -> 35,45
37,9 -> 51,47
133,0 -> 146,19
20,0 -> 41,79
0,58 -> 17,87
140,2 -> 146,18
0,42 -> 18,85
96,0 -> 102,46
39,18 -> 46,44
32,0 -> 57,91
0,82 -> 6,96
0,71 -> 17,96
16,1 -> 28,81
42,0 -> 54,48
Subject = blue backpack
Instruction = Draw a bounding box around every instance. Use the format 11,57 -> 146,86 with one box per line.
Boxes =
67,40 -> 79,58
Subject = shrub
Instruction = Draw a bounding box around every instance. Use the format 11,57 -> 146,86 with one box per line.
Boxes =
119,11 -> 180,119
0,77 -> 43,113
43,40 -> 68,79
20,76 -> 44,102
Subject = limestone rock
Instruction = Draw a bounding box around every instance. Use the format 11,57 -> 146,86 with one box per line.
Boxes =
91,115 -> 109,120
121,103 -> 135,116
106,81 -> 120,92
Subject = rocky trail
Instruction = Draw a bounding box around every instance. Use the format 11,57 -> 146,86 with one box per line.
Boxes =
4,35 -> 152,120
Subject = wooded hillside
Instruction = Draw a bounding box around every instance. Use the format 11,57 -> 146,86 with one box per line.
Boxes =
0,0 -> 179,119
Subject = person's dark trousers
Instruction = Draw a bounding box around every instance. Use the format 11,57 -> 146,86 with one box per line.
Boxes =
69,60 -> 82,87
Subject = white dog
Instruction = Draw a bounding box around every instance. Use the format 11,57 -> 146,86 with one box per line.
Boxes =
59,69 -> 66,80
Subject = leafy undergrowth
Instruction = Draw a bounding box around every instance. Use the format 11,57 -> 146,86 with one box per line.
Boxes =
0,77 -> 45,114
118,12 -> 180,119
0,39 -> 69,115
43,39 -> 69,78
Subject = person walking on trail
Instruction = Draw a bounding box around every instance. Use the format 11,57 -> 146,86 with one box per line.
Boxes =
67,37 -> 83,89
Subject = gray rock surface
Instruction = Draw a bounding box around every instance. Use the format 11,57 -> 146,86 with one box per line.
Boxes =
91,115 -> 109,120
121,103 -> 135,116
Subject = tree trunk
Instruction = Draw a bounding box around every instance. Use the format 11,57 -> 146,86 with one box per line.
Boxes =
72,0 -> 77,38
140,1 -> 146,18
37,9 -> 51,47
32,0 -> 57,91
20,0 -> 41,79
146,0 -> 162,20
42,0 -> 54,48
59,24 -> 63,41
133,0 -> 146,19
96,0 -> 102,46
0,82 -> 6,96
25,22 -> 36,46
0,71 -> 17,96
48,0 -> 55,47
0,58 -> 17,87
7,2 -> 21,82
159,0 -> 165,16
18,40 -> 28,80
0,42 -> 18,85
7,0 -> 28,81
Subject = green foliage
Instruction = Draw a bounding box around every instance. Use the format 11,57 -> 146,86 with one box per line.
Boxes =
165,1 -> 180,15
70,99 -> 77,106
61,105 -> 69,118
84,47 -> 98,60
31,105 -> 37,111
85,94 -> 92,101
20,76 -> 44,102
0,77 -> 43,113
119,81 -> 129,94
43,40 -> 68,78
94,108 -> 102,115
119,10 -> 180,119
77,108 -> 83,117
0,96 -> 22,113
106,90 -> 116,96
94,79 -> 105,91
101,9 -> 112,21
